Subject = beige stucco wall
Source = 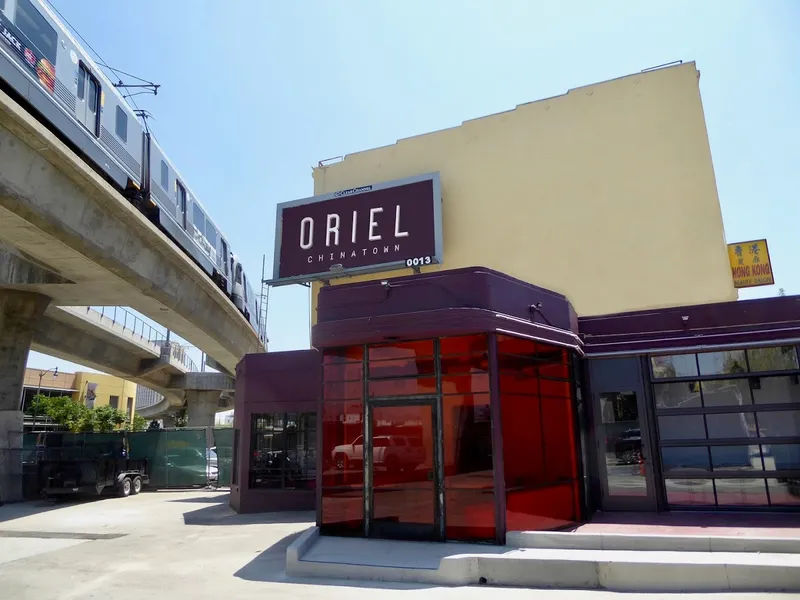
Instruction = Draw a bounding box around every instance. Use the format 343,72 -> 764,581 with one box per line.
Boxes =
73,372 -> 138,421
309,61 -> 736,323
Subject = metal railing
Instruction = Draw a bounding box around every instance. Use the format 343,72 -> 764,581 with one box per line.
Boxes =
83,306 -> 166,342
77,307 -> 199,372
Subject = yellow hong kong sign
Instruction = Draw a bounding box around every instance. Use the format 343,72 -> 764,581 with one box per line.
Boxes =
727,239 -> 774,288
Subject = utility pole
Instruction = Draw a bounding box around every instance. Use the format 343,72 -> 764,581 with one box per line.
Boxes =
32,367 -> 58,432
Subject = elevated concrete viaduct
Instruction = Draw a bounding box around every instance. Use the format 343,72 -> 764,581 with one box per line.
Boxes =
0,88 -> 259,501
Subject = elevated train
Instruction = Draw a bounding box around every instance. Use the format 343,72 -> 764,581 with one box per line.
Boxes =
0,0 -> 264,344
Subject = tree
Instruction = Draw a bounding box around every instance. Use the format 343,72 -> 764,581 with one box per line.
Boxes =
147,420 -> 162,431
86,405 -> 128,432
27,394 -> 89,432
778,287 -> 786,297
127,414 -> 148,432
175,407 -> 188,428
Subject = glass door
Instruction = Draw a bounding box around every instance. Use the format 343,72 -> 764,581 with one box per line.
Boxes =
367,399 -> 440,541
588,358 -> 659,511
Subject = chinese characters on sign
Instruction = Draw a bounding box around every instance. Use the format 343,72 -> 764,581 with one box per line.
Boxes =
727,239 -> 774,288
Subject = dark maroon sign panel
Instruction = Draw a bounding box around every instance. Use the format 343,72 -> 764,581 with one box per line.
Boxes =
273,174 -> 442,282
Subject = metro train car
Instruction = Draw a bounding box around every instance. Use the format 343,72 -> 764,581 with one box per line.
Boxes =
0,0 -> 264,343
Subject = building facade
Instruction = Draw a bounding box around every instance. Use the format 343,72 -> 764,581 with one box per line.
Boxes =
23,368 -> 137,422
230,62 -> 799,543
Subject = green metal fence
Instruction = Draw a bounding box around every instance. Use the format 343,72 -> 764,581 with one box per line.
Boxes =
212,428 -> 233,487
128,429 -> 209,488
17,427 -> 236,496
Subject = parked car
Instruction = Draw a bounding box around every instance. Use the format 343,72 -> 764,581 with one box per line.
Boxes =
613,428 -> 642,464
331,435 -> 425,472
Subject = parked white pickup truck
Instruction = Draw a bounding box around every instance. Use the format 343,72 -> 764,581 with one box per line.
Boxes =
331,435 -> 425,473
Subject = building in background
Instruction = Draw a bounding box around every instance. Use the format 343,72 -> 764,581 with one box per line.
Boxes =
23,368 -> 138,422
231,62 -> 800,541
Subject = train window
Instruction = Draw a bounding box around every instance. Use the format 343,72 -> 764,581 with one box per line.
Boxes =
205,217 -> 217,249
160,161 -> 169,190
88,78 -> 98,113
243,274 -> 248,303
177,182 -> 187,229
115,106 -> 128,142
235,264 -> 242,285
77,67 -> 85,100
193,204 -> 205,232
15,0 -> 58,64
221,240 -> 229,276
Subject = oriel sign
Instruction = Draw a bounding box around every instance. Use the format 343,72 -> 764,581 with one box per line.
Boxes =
727,239 -> 774,289
271,173 -> 443,285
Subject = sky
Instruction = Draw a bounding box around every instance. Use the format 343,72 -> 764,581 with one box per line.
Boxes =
26,0 -> 800,375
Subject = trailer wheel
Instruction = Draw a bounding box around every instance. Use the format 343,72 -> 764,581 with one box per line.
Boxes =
131,476 -> 142,495
117,477 -> 132,498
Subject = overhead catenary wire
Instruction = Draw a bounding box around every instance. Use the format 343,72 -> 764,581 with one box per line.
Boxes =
43,0 -> 156,119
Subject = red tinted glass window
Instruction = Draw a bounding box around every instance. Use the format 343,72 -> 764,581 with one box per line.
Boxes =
440,334 -> 489,356
368,340 -> 434,361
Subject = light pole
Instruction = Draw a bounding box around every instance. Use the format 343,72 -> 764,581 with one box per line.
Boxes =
32,367 -> 58,432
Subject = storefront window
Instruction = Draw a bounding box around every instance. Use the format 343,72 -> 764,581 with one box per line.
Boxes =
321,347 -> 365,536
498,335 -> 579,532
249,412 -> 316,489
650,343 -> 800,509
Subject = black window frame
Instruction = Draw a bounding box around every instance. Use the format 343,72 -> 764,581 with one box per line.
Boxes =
109,395 -> 119,410
249,412 -> 316,490
115,105 -> 128,143
648,344 -> 800,509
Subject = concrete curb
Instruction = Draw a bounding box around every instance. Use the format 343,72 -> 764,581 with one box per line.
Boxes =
506,530 -> 800,554
286,530 -> 800,592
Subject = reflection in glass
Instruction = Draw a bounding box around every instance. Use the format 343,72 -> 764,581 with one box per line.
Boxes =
661,446 -> 710,474
321,400 -> 363,487
654,382 -> 701,409
665,478 -> 715,505
746,346 -> 799,373
442,394 -> 493,485
369,356 -> 435,379
599,392 -> 647,497
321,488 -> 363,535
710,445 -> 762,471
762,444 -> 800,471
370,404 -> 436,539
250,412 -> 316,489
697,350 -> 747,376
757,411 -> 800,438
714,478 -> 768,506
368,340 -> 434,362
368,377 -> 437,398
658,415 -> 706,440
446,489 -> 495,541
767,478 -> 800,506
439,334 -> 488,356
706,412 -> 757,439
651,354 -> 698,379
752,376 -> 800,404
701,379 -> 752,407
500,338 -> 579,531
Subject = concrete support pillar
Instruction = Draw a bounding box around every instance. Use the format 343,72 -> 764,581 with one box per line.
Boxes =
186,390 -> 220,450
160,414 -> 176,429
0,290 -> 50,503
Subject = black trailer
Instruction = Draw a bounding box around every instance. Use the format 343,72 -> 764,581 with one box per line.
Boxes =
37,432 -> 149,499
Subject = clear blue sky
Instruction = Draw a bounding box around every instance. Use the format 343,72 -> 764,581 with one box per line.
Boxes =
28,0 -> 800,373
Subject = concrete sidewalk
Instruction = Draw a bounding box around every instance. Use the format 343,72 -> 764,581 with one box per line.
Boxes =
0,491 -> 797,599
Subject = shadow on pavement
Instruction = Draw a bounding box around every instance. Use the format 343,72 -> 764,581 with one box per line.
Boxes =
167,493 -> 230,504
181,496 -> 314,527
233,530 -> 432,590
0,497 -> 95,524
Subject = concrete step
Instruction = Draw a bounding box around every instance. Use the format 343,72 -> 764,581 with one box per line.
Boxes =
507,529 -> 800,554
287,527 -> 800,593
